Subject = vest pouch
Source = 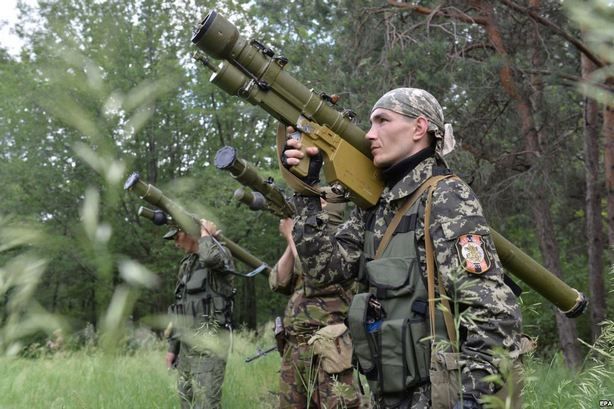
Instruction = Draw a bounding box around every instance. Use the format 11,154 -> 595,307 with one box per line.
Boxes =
379,319 -> 406,394
199,296 -> 211,319
406,318 -> 430,386
365,257 -> 416,299
372,317 -> 431,395
211,294 -> 230,325
212,295 -> 227,314
307,323 -> 353,374
348,293 -> 377,377
430,351 -> 462,409
185,268 -> 208,294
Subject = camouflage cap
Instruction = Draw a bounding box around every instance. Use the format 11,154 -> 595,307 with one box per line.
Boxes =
162,227 -> 179,240
372,88 -> 455,156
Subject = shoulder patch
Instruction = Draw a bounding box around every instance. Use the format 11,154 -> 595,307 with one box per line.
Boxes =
456,234 -> 491,274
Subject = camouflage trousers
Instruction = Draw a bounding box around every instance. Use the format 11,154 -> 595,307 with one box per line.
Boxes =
370,384 -> 430,409
176,341 -> 228,409
279,340 -> 361,409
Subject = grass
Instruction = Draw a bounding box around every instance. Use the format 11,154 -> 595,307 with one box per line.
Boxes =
0,348 -> 176,409
520,321 -> 614,409
522,352 -> 614,409
0,327 -> 612,409
0,330 -> 281,409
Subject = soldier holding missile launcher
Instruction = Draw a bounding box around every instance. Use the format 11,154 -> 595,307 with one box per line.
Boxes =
164,218 -> 235,409
124,173 -> 256,409
215,148 -> 361,408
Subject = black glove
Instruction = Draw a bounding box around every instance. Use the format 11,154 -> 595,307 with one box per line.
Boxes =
302,150 -> 323,185
452,394 -> 482,409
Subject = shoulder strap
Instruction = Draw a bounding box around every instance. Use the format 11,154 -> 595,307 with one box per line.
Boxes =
374,175 -> 450,259
425,179 -> 458,348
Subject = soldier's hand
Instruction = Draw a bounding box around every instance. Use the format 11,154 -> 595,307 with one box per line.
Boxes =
166,352 -> 177,369
281,126 -> 322,185
200,219 -> 219,237
279,218 -> 295,242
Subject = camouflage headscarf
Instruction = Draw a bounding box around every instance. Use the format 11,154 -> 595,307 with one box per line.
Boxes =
371,88 -> 455,156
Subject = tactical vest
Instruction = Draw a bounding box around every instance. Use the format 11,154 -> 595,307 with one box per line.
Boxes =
169,253 -> 235,329
348,193 -> 449,402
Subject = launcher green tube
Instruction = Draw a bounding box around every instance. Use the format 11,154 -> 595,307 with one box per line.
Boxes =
491,230 -> 587,318
124,173 -> 270,275
191,10 -> 371,158
215,146 -> 295,219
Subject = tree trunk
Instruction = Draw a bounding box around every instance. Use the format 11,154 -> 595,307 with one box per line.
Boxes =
532,197 -> 584,368
605,79 -> 614,248
480,0 -> 583,369
581,53 -> 607,341
242,276 -> 257,330
51,277 -> 60,313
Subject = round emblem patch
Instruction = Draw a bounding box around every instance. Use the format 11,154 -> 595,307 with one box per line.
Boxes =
456,234 -> 491,274
461,242 -> 485,264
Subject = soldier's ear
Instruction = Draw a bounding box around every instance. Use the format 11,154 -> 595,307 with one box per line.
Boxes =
411,116 -> 429,143
415,116 -> 429,136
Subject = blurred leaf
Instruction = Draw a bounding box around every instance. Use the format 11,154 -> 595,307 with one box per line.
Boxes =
118,259 -> 159,289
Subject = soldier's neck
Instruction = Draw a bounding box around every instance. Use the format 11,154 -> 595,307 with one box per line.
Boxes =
382,146 -> 435,187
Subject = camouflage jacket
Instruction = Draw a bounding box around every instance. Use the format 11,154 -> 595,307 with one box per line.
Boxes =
291,156 -> 522,398
270,207 -> 355,336
168,236 -> 235,354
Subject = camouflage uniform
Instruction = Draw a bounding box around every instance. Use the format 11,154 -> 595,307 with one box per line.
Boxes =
289,90 -> 522,408
270,200 -> 361,409
168,236 -> 236,409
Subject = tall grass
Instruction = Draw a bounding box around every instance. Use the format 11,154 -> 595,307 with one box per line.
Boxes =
0,329 -> 281,409
0,322 -> 612,408
522,320 -> 614,409
0,330 -> 614,409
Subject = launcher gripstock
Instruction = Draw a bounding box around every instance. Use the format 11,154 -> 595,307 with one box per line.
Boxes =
215,146 -> 294,219
124,172 -> 270,277
191,10 -> 383,209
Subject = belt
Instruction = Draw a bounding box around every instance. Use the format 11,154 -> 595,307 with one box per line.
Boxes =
286,333 -> 313,345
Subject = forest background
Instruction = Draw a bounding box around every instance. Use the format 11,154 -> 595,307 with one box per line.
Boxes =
0,0 -> 612,379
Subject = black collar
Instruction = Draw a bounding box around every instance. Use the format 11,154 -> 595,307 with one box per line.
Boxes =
381,146 -> 436,188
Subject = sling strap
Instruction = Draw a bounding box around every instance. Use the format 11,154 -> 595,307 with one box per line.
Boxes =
374,175 -> 449,259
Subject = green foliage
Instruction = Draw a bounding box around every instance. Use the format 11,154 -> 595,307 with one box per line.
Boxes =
1,0 -> 289,334
522,321 -> 614,408
566,0 -> 614,106
0,325 -> 612,407
0,329 -> 280,409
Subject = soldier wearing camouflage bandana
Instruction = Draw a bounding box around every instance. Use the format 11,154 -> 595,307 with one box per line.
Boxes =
270,191 -> 361,409
282,88 -> 522,409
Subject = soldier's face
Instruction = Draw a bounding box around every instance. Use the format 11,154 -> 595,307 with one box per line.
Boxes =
366,108 -> 427,168
174,231 -> 197,253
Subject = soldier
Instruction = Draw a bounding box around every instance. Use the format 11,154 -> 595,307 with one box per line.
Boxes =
282,88 -> 523,409
165,219 -> 236,409
270,189 -> 361,409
